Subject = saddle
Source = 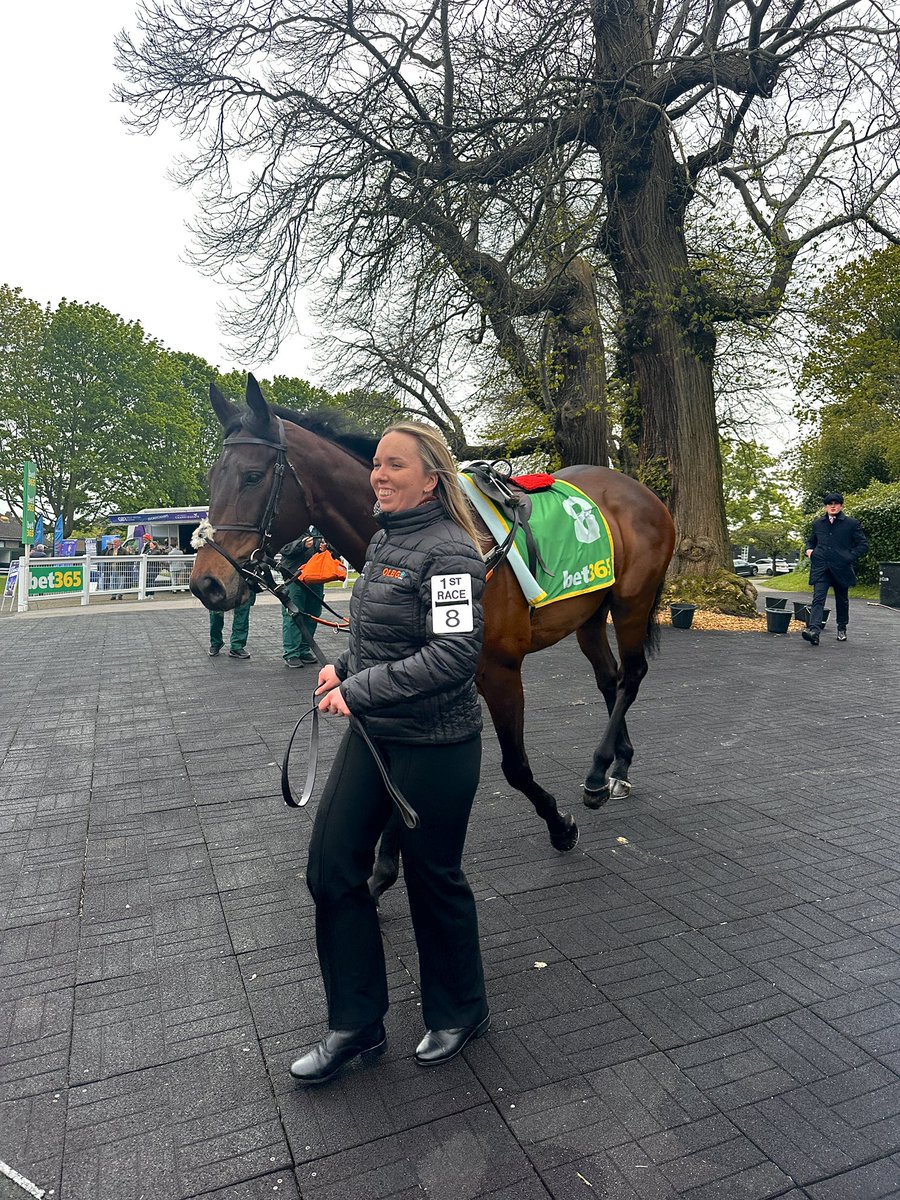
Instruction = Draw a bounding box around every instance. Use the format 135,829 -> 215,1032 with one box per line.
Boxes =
463,461 -> 552,578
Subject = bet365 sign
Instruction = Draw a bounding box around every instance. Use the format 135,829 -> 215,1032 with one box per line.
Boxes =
28,563 -> 84,595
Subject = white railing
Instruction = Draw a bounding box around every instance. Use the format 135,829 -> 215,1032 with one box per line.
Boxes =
7,554 -> 196,612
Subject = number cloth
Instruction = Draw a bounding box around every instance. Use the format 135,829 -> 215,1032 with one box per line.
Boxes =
458,473 -> 615,607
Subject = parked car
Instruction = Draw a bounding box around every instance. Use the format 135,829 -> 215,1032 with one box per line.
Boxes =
753,559 -> 793,576
732,559 -> 758,577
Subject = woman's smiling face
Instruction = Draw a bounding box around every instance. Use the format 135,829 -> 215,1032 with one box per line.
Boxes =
371,431 -> 437,513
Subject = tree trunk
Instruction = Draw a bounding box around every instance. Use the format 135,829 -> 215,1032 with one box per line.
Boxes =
591,1 -> 730,576
545,257 -> 609,467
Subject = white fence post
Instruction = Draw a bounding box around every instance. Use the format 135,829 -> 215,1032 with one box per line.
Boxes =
82,555 -> 91,605
138,554 -> 148,600
17,557 -> 29,613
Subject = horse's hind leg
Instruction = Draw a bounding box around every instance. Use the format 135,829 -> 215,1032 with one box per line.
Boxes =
368,810 -> 401,902
576,606 -> 635,806
583,603 -> 650,806
479,661 -> 579,852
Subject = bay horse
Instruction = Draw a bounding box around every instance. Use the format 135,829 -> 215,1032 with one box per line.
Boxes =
191,376 -> 675,863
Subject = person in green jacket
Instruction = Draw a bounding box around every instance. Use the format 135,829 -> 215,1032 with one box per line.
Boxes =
279,529 -> 326,666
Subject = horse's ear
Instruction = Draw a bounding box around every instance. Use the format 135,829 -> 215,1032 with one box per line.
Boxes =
209,383 -> 241,430
245,373 -> 271,432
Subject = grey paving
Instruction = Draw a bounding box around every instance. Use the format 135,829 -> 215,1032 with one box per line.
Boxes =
1,588 -> 899,1199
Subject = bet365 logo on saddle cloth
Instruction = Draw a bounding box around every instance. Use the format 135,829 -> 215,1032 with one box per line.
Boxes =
512,482 -> 615,607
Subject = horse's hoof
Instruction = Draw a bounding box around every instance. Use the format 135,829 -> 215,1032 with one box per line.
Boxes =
609,778 -> 632,800
582,784 -> 610,809
550,812 -> 579,852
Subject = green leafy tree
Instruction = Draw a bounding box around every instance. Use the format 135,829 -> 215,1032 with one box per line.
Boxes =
735,519 -> 800,571
797,246 -> 900,504
721,438 -> 803,569
0,289 -> 202,528
721,439 -> 781,532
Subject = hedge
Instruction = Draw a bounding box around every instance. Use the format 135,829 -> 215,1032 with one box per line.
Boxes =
823,481 -> 900,584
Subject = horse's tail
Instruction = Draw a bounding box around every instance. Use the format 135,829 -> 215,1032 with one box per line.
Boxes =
646,578 -> 665,657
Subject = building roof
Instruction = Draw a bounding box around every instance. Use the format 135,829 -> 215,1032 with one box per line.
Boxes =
0,514 -> 24,548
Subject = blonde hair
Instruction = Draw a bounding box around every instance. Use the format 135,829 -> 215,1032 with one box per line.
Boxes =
382,421 -> 483,553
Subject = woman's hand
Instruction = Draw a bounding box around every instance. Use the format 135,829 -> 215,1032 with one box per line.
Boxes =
315,664 -> 350,715
318,686 -> 350,717
316,664 -> 341,694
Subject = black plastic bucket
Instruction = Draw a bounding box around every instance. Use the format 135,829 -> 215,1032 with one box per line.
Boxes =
765,597 -> 787,610
793,603 -> 830,625
766,609 -> 792,634
670,604 -> 696,629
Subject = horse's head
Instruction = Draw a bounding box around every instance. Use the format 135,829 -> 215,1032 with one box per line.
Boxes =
190,374 -> 310,610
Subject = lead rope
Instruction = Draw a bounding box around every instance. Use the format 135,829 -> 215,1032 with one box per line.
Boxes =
281,642 -> 419,828
192,520 -> 418,827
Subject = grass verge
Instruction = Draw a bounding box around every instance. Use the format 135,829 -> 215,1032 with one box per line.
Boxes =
761,568 -> 880,601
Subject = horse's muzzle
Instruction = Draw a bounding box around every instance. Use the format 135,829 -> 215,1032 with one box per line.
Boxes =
190,573 -> 231,610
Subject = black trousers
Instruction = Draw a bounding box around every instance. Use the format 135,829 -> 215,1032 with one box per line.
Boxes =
306,728 -> 487,1031
809,570 -> 849,632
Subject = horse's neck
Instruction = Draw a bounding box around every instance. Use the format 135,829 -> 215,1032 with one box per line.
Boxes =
282,423 -> 377,570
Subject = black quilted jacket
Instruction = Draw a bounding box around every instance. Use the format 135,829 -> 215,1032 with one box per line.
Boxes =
334,502 -> 485,744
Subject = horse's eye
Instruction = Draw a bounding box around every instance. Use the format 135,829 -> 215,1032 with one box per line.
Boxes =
242,471 -> 265,487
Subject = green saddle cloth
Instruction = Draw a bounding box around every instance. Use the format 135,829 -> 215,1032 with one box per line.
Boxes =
460,474 -> 615,607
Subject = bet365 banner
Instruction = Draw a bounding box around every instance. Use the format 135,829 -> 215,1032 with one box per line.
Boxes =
28,562 -> 84,596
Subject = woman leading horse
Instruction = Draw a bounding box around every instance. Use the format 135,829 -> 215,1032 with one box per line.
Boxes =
191,375 -> 675,854
288,421 -> 491,1083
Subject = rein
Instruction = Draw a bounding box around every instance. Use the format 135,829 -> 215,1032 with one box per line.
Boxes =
195,421 -> 418,828
281,689 -> 419,828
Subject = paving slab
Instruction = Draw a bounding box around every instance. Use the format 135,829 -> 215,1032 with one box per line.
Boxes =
1,588 -> 899,1198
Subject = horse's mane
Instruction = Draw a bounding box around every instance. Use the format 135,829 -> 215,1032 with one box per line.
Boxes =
271,405 -> 377,466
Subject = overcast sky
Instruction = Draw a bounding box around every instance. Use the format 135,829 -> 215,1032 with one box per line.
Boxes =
0,1 -> 314,380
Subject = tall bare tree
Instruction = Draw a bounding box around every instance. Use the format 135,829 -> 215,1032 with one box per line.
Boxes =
116,0 -> 900,574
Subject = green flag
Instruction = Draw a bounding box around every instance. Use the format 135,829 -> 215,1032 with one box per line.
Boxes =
22,461 -> 36,545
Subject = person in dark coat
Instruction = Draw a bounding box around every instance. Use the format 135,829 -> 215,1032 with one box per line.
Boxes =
802,491 -> 868,645
289,421 -> 489,1085
278,528 -> 326,666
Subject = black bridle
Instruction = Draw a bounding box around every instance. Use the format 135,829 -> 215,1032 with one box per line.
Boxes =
208,416 -> 303,584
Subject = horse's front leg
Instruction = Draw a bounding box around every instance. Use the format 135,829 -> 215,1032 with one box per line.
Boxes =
478,661 -> 579,852
368,809 -> 401,902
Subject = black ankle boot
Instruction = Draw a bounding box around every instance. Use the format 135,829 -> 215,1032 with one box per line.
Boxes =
415,1014 -> 490,1066
289,1021 -> 386,1084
